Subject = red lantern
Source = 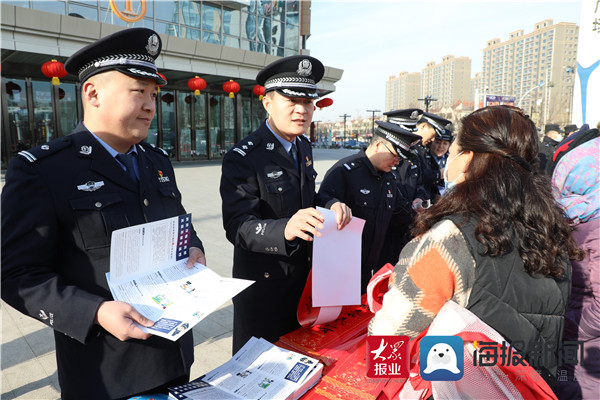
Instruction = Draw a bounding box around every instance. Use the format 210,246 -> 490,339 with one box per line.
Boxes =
157,73 -> 167,92
315,98 -> 333,110
41,59 -> 68,86
252,84 -> 265,101
188,76 -> 207,95
223,79 -> 240,98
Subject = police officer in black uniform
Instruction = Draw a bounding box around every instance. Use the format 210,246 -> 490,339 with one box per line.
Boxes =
319,121 -> 421,291
424,130 -> 453,200
1,28 -> 205,400
220,55 -> 352,353
385,109 -> 453,202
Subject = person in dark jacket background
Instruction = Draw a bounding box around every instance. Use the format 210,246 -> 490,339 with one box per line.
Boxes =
538,123 -> 564,175
319,121 -> 421,292
1,28 -> 205,400
220,55 -> 352,353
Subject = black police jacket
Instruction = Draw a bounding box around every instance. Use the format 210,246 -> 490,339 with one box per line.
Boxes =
319,149 -> 415,292
415,144 -> 441,200
1,123 -> 203,400
220,121 -> 337,352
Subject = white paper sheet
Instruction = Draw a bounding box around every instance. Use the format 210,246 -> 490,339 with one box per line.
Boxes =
311,207 -> 365,307
107,214 -> 253,341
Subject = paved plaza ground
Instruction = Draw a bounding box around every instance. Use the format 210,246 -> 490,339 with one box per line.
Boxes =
1,147 -> 356,399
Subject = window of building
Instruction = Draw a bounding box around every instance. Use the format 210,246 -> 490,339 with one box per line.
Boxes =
32,0 -> 66,14
68,3 -> 99,20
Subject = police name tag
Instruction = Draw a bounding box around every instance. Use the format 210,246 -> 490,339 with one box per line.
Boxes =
77,181 -> 104,192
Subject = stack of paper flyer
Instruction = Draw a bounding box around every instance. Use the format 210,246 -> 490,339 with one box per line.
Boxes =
107,214 -> 253,340
168,337 -> 323,400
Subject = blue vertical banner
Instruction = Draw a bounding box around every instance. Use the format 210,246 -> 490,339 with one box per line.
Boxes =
572,0 -> 600,126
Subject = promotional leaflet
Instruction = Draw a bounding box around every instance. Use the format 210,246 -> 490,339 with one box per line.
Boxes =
107,214 -> 253,340
169,337 -> 323,400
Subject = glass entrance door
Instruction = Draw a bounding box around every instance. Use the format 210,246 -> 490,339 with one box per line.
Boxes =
178,92 -> 208,160
32,80 -> 55,145
160,90 -> 177,159
3,78 -> 30,166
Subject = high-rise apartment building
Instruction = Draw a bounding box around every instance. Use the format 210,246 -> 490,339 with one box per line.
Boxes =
480,19 -> 578,126
385,71 -> 421,112
421,55 -> 471,108
471,72 -> 482,107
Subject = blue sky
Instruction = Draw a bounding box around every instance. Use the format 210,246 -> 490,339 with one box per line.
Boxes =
307,0 -> 583,122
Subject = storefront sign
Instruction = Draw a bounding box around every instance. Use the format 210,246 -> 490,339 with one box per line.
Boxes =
109,0 -> 146,23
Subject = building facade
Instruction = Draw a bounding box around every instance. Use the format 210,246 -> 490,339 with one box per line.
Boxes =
480,19 -> 578,126
1,0 -> 343,167
421,55 -> 471,109
385,71 -> 421,112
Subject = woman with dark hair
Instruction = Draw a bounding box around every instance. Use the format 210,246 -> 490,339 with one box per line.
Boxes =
369,106 -> 581,391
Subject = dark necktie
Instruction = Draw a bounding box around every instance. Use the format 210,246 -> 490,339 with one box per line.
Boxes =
116,153 -> 139,183
289,142 -> 299,171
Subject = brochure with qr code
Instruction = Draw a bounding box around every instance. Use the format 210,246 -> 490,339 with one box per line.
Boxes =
168,337 -> 323,400
106,214 -> 253,341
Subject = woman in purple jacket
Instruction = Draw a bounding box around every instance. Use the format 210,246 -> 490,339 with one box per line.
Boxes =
552,135 -> 600,400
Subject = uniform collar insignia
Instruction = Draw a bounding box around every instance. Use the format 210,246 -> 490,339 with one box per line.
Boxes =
80,145 -> 92,155
266,143 -> 275,150
77,181 -> 104,192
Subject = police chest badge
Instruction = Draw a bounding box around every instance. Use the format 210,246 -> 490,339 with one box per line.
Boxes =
77,181 -> 104,192
360,189 -> 370,195
267,170 -> 283,179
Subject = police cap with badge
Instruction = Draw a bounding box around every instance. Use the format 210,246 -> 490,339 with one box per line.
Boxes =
65,27 -> 166,85
384,108 -> 423,131
256,55 -> 325,99
374,120 -> 421,160
419,112 -> 454,138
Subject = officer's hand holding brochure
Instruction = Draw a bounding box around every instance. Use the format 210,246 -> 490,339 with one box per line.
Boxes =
106,214 -> 253,340
168,337 -> 323,400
